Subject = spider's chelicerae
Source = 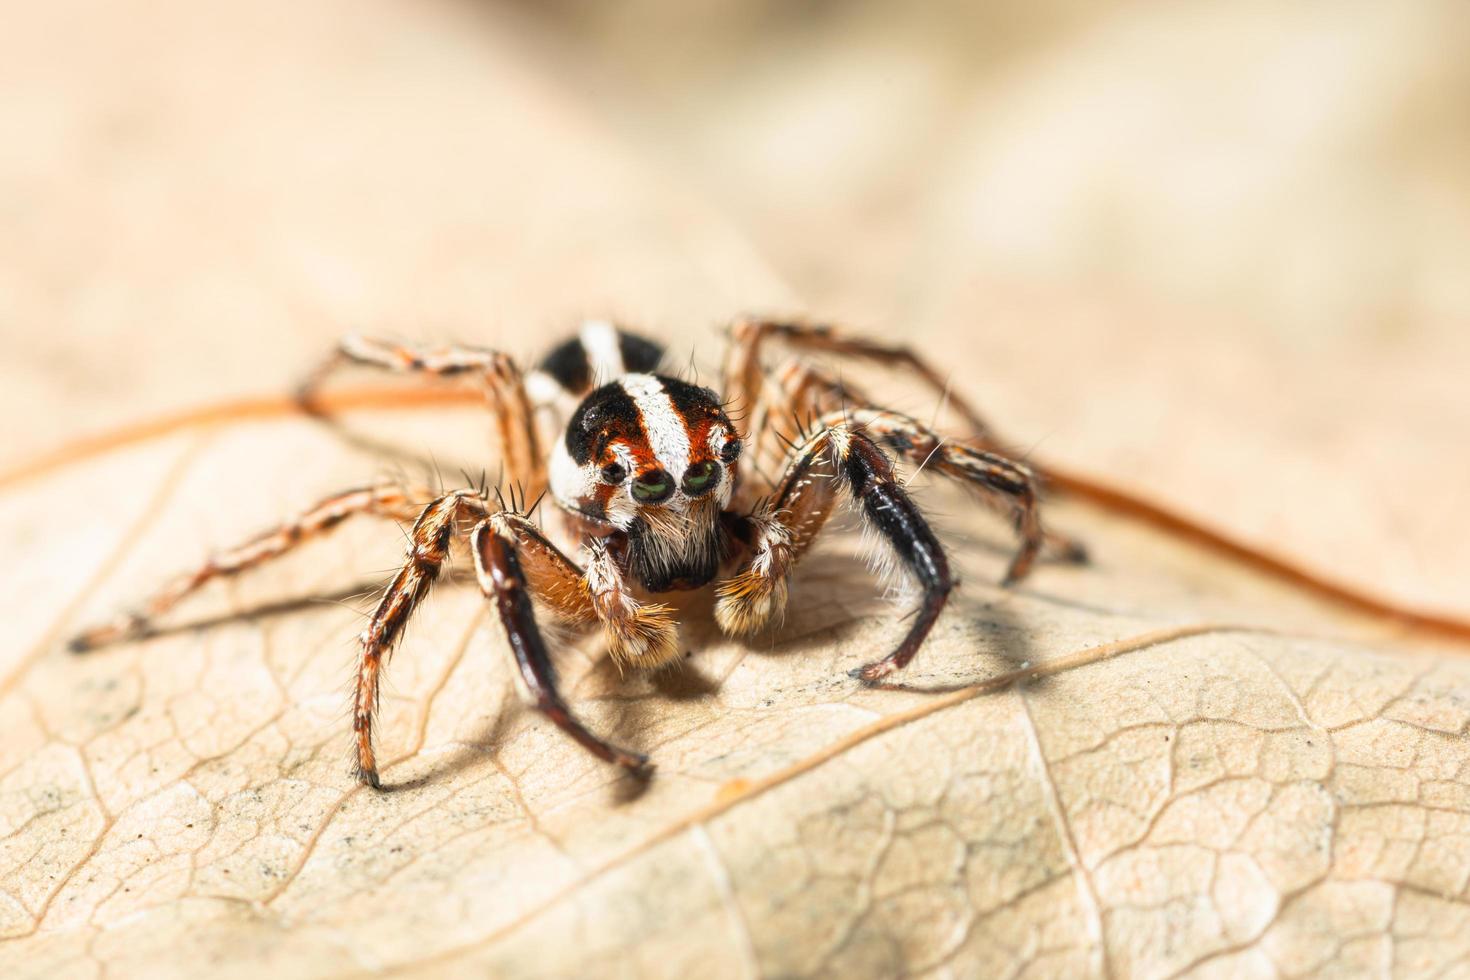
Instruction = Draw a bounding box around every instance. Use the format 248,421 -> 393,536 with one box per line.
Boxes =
71,317 -> 1084,788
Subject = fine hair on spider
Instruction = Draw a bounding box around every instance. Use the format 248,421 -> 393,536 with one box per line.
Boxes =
70,316 -> 1085,788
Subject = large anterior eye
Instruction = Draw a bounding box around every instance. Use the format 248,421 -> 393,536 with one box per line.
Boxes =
681,461 -> 719,496
631,471 -> 672,502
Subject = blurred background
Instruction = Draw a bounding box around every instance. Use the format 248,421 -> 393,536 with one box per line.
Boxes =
3,0 -> 1467,614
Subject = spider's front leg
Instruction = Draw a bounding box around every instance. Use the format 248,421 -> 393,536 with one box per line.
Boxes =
472,515 -> 658,774
715,423 -> 956,684
355,492 -> 659,784
353,489 -> 488,787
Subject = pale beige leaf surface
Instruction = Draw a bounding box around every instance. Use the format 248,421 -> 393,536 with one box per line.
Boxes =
3,2 -> 1470,979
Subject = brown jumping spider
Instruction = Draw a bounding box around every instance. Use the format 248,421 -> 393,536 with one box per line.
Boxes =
71,318 -> 1083,787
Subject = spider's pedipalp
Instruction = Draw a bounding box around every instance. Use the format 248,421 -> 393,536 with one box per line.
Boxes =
713,509 -> 794,636
583,538 -> 680,670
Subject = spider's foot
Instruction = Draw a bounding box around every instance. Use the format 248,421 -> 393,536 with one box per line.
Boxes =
1045,529 -> 1089,565
613,750 -> 655,777
849,659 -> 899,686
354,765 -> 383,791
67,613 -> 147,654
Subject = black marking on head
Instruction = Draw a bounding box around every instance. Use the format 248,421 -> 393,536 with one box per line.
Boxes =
659,376 -> 727,427
566,382 -> 642,465
539,337 -> 593,393
618,332 -> 666,374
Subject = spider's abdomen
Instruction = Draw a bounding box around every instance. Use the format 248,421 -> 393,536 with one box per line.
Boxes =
535,320 -> 665,397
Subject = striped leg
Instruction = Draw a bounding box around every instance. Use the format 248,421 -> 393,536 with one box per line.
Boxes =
472,521 -> 651,773
724,315 -> 999,447
749,355 -> 1084,566
716,422 -> 955,683
298,334 -> 545,492
353,490 -> 487,787
842,409 -> 1048,584
69,482 -> 432,652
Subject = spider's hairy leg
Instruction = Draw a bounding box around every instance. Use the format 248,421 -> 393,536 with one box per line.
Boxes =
726,315 -> 998,444
354,489 -> 487,788
297,334 -> 545,492
716,422 -> 954,684
713,436 -> 836,636
839,409 -> 1048,585
472,521 -> 651,774
768,357 -> 1085,568
833,431 -> 956,684
68,482 -> 432,653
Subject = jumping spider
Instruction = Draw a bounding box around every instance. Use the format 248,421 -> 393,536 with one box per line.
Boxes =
71,318 -> 1083,787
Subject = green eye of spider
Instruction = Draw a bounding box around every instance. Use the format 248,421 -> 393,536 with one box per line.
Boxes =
681,461 -> 720,495
631,471 -> 672,502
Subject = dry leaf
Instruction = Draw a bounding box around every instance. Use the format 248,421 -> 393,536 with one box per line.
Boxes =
5,402 -> 1470,979
4,1 -> 1470,979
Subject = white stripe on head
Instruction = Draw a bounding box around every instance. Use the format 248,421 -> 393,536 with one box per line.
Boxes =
620,373 -> 691,476
579,319 -> 625,384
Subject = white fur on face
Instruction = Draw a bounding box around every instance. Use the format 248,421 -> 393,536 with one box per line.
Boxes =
618,374 -> 691,478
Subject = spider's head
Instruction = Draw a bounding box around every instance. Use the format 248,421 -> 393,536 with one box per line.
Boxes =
551,373 -> 742,591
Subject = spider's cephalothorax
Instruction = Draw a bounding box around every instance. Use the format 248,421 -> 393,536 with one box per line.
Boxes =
549,373 -> 740,592
71,317 -> 1083,788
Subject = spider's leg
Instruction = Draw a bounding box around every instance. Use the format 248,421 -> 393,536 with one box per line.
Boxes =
353,489 -> 488,788
298,335 -> 544,491
716,422 -> 955,684
489,511 -> 680,671
841,408 -> 1074,578
472,519 -> 651,773
69,482 -> 433,652
724,315 -> 998,445
760,358 -> 1085,566
714,435 -> 834,636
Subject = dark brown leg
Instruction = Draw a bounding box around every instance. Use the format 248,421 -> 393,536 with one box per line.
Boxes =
471,521 -> 651,773
488,511 -> 679,670
840,409 -> 1049,584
